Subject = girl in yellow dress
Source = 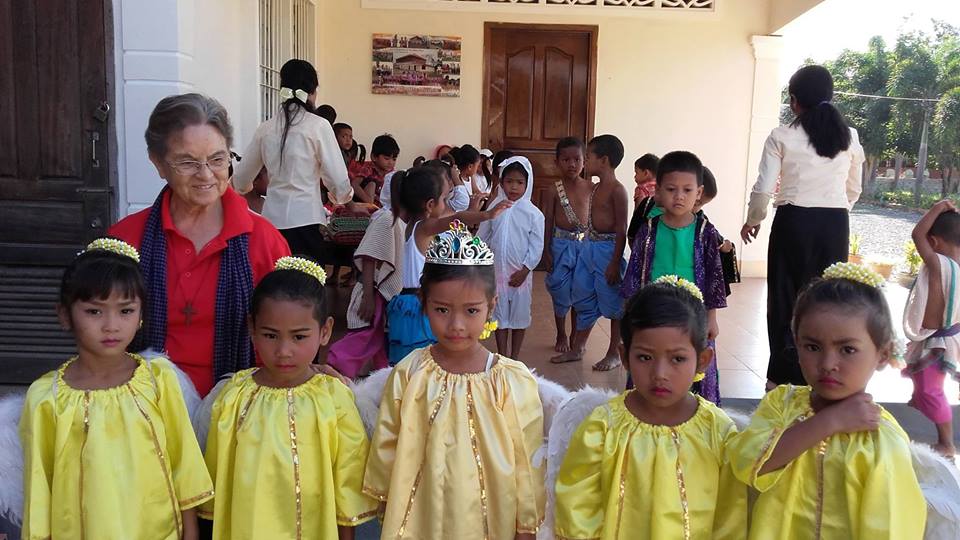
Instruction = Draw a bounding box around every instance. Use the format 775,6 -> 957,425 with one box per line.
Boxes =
199,257 -> 377,539
727,263 -> 927,539
19,239 -> 214,540
363,221 -> 546,540
554,276 -> 746,540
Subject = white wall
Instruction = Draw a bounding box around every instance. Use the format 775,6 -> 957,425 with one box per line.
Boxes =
313,0 -> 774,261
113,0 -> 260,215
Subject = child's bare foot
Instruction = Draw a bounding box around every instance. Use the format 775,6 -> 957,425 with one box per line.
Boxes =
550,349 -> 583,364
592,352 -> 621,372
934,442 -> 956,458
554,334 -> 570,353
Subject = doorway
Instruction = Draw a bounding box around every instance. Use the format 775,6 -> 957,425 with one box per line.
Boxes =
482,22 -> 598,218
0,0 -> 115,382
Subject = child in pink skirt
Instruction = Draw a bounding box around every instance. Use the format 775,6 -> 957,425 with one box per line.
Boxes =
903,199 -> 960,456
326,188 -> 404,378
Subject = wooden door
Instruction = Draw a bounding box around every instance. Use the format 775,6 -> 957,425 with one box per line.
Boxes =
482,23 -> 597,223
0,0 -> 114,382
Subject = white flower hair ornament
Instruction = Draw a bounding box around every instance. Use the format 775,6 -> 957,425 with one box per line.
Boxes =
275,256 -> 327,285
822,262 -> 885,288
653,275 -> 704,303
84,238 -> 140,263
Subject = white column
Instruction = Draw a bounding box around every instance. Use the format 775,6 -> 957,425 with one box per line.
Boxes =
739,34 -> 784,278
113,0 -> 196,216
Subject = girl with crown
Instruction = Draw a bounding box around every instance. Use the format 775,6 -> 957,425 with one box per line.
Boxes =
363,222 -> 545,540
198,257 -> 376,539
20,239 -> 213,540
726,263 -> 926,539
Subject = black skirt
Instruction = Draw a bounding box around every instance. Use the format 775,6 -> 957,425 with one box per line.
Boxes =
765,205 -> 849,385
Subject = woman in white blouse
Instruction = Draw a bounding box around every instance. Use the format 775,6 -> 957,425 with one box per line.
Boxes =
740,64 -> 865,387
234,59 -> 352,258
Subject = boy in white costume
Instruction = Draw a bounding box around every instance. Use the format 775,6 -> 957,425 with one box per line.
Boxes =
479,156 -> 545,359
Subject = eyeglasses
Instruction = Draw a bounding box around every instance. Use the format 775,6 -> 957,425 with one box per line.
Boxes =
167,154 -> 232,176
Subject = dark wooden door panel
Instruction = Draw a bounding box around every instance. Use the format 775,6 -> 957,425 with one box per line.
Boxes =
483,24 -> 597,268
0,0 -> 112,267
0,0 -> 113,382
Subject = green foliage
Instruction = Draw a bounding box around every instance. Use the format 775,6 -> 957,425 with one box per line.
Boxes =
787,23 -> 960,192
904,241 -> 922,275
876,189 -> 960,208
886,32 -> 939,158
849,233 -> 862,256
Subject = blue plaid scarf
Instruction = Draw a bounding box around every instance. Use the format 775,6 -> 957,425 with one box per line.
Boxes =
140,187 -> 254,379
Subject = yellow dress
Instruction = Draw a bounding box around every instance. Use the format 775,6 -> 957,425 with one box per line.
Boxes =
19,354 -> 213,540
363,348 -> 546,539
199,369 -> 377,540
554,392 -> 747,540
727,385 -> 926,539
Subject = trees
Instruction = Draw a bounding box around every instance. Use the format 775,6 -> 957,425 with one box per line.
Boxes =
825,37 -> 890,191
812,22 -> 960,200
885,31 -> 938,198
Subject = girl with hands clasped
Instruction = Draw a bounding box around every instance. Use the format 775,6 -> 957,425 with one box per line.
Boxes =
727,262 -> 926,539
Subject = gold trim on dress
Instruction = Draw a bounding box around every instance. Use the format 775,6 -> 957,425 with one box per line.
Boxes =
670,429 -> 691,540
813,439 -> 828,540
338,508 -> 379,526
396,369 -> 451,538
179,490 -> 215,508
466,382 -> 490,540
127,384 -> 183,536
286,388 -> 303,540
614,423 -> 642,538
362,486 -> 388,502
750,427 -> 783,482
236,385 -> 263,430
79,390 -> 91,540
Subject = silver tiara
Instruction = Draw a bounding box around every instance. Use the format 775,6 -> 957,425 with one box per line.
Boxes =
425,220 -> 494,266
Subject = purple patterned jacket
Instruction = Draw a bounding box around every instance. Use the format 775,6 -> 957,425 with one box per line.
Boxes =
620,213 -> 727,310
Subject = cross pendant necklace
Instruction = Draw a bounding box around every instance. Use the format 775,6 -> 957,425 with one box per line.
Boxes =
175,258 -> 216,327
181,302 -> 197,326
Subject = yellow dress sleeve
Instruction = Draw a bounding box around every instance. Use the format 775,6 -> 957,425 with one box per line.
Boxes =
198,387 -> 231,520
363,365 -> 406,502
19,373 -> 56,540
554,406 -> 607,540
714,418 -> 748,540
154,359 -> 214,510
854,422 -> 927,539
501,367 -> 545,534
727,385 -> 793,492
328,378 -> 378,526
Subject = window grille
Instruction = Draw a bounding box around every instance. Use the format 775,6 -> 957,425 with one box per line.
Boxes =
259,0 -> 317,121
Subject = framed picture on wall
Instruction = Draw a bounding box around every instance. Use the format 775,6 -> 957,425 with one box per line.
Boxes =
372,33 -> 461,97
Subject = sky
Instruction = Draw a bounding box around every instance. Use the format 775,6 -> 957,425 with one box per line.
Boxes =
779,0 -> 960,85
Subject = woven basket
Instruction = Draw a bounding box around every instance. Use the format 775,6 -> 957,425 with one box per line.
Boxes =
329,206 -> 372,246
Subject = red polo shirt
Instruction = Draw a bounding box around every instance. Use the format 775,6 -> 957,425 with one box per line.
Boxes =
109,188 -> 290,395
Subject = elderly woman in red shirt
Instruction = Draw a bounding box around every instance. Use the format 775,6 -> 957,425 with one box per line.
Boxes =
110,93 -> 290,396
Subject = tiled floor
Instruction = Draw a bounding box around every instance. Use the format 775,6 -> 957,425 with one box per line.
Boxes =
445,273 -> 939,404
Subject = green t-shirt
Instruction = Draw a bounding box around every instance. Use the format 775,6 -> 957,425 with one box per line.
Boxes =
650,218 -> 696,282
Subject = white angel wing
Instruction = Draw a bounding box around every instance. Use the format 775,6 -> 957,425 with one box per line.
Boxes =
138,349 -> 201,418
0,392 -> 25,526
192,375 -> 234,451
538,386 -> 617,540
351,367 -> 393,439
910,441 -> 960,540
532,373 -> 572,438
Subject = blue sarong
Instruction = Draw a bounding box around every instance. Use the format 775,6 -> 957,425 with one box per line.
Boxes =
544,230 -> 583,317
386,293 -> 436,365
572,238 -> 626,329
